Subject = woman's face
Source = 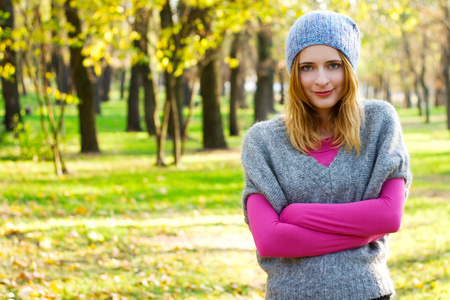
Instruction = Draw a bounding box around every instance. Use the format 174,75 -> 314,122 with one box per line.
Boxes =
298,45 -> 345,119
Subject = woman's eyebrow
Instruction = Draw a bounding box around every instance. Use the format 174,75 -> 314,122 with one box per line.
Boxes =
299,59 -> 342,65
327,59 -> 342,63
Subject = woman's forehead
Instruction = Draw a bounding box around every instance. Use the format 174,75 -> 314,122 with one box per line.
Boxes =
299,45 -> 341,63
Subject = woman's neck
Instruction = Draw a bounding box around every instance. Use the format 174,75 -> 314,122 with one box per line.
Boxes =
318,129 -> 332,140
317,109 -> 332,139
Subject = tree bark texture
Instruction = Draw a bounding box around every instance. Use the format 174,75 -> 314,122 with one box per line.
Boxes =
441,1 -> 450,131
50,0 -> 69,95
254,23 -> 274,122
384,76 -> 391,103
100,64 -> 112,101
419,33 -> 430,123
0,0 -> 22,131
200,49 -> 227,149
279,68 -> 285,105
143,64 -> 159,136
400,67 -> 412,108
64,0 -> 100,153
166,71 -> 181,164
51,50 -> 69,94
125,4 -> 159,137
157,1 -> 182,165
120,68 -> 126,100
229,32 -> 242,136
126,64 -> 143,131
168,75 -> 184,140
402,30 -> 423,116
127,5 -> 158,134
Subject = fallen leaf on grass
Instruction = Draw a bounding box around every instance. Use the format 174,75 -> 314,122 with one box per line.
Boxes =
0,278 -> 14,287
413,278 -> 424,288
39,237 -> 53,249
12,256 -> 28,267
75,206 -> 88,215
87,231 -> 104,242
1,221 -> 22,236
16,271 -> 33,282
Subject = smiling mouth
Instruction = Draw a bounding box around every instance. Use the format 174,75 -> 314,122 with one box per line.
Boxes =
314,90 -> 333,97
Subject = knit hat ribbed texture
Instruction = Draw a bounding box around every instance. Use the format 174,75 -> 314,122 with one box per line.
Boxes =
285,10 -> 360,74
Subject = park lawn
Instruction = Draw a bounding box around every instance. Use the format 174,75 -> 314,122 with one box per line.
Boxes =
0,99 -> 449,299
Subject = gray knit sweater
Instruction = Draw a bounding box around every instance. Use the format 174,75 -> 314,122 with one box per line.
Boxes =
241,100 -> 412,300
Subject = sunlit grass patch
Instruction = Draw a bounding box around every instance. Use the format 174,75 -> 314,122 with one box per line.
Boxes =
1,214 -> 265,299
390,194 -> 449,299
0,100 -> 449,299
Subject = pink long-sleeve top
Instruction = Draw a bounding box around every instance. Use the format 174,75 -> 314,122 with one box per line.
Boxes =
247,138 -> 406,258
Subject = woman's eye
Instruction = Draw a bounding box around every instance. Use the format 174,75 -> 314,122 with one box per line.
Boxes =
300,65 -> 313,71
329,63 -> 341,70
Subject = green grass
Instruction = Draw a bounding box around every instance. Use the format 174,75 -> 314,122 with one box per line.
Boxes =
0,98 -> 449,299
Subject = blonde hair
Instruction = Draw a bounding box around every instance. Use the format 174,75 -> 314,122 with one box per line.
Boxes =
283,51 -> 364,155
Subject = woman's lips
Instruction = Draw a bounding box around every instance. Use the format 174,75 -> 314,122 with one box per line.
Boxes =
314,90 -> 333,97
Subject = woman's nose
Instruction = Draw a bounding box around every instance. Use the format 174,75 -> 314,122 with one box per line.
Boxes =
314,69 -> 329,86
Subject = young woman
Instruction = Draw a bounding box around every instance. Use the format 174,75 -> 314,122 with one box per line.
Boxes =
241,11 -> 412,300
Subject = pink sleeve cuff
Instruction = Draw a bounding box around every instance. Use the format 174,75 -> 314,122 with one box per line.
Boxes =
280,178 -> 406,236
247,194 -> 384,258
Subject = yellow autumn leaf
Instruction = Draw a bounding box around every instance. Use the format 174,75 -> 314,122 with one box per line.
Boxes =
75,206 -> 88,215
54,89 -> 62,100
229,58 -> 240,69
412,278 -> 424,288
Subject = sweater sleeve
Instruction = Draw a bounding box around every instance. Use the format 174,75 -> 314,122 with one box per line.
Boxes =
241,123 -> 289,224
279,178 -> 405,236
247,193 -> 385,258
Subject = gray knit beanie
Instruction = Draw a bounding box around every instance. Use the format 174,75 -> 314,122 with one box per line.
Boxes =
285,10 -> 360,74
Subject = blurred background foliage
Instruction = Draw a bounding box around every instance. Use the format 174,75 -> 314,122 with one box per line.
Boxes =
1,0 -> 450,170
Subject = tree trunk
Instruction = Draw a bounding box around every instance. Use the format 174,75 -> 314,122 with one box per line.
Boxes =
435,74 -> 444,107
164,70 -> 181,164
156,1 -> 172,166
156,97 -> 170,166
0,0 -> 22,131
400,67 -> 412,108
229,32 -> 242,136
127,64 -> 143,131
100,64 -> 112,101
445,56 -> 450,131
157,0 -> 183,165
419,33 -> 430,123
442,1 -> 450,131
414,77 -> 423,115
51,50 -> 69,94
120,68 -> 126,100
239,75 -> 247,109
384,76 -> 391,103
402,30 -> 423,116
239,30 -> 250,109
170,74 -> 181,165
16,52 -> 27,96
50,0 -> 68,96
200,48 -> 227,149
130,4 -> 158,136
279,68 -> 285,105
64,0 -> 100,153
169,75 -> 184,140
404,89 -> 411,109
24,5 -> 69,175
254,22 -> 274,122
93,71 -> 101,115
181,71 -> 199,154
143,64 -> 159,136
